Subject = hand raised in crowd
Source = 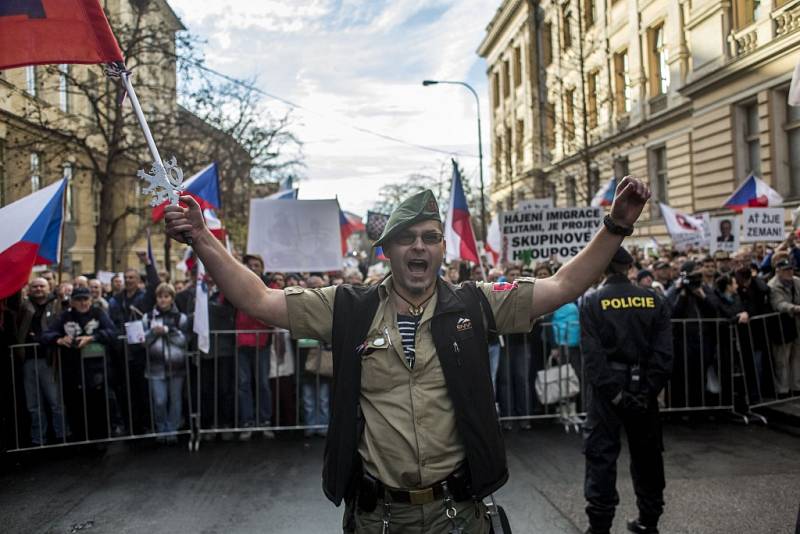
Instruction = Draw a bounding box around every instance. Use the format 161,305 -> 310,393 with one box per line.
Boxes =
610,176 -> 651,228
164,195 -> 207,245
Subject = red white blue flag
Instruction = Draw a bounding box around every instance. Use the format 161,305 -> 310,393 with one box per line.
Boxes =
444,160 -> 480,264
723,174 -> 784,212
0,0 -> 124,70
0,179 -> 66,299
591,176 -> 616,207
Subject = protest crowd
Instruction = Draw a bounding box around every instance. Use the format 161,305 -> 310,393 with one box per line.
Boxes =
1,229 -> 799,451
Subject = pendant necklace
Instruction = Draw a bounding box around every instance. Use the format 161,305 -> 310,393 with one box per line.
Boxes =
393,289 -> 434,318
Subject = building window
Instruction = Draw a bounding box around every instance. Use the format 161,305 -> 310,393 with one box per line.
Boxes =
562,5 -> 573,50
614,156 -> 630,179
649,146 -> 668,217
92,180 -> 102,225
649,24 -> 670,97
786,98 -> 800,197
739,101 -> 761,177
614,49 -> 632,114
513,46 -> 522,87
30,153 -> 41,192
546,101 -> 556,150
502,59 -> 511,98
59,64 -> 70,112
26,66 -> 37,96
63,164 -> 75,222
587,70 -> 599,129
543,22 -> 553,66
515,119 -> 525,162
495,137 -> 503,181
505,126 -> 513,177
565,88 -> 576,140
492,71 -> 500,108
734,0 -> 761,29
584,0 -> 596,28
565,175 -> 577,206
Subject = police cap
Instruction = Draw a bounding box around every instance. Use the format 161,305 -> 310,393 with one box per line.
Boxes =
374,189 -> 442,247
611,247 -> 634,265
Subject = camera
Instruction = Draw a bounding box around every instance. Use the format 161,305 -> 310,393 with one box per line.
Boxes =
679,271 -> 703,291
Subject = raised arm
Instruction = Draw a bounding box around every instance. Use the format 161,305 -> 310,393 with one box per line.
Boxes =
163,196 -> 290,330
531,176 -> 651,318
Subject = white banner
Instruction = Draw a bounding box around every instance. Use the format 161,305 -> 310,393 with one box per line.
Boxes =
709,216 -> 740,253
518,198 -> 554,211
501,207 -> 603,263
659,203 -> 705,252
741,207 -> 784,243
247,199 -> 342,272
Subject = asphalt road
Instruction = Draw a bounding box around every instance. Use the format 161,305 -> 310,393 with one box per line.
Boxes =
1,421 -> 798,534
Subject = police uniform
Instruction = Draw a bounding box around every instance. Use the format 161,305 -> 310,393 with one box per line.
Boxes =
284,190 -> 536,533
580,248 -> 673,534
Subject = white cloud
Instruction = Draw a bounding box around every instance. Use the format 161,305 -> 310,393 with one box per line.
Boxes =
169,0 -> 496,215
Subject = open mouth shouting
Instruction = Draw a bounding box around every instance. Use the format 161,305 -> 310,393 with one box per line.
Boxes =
407,258 -> 429,274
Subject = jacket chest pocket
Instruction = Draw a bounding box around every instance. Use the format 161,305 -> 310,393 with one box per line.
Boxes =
360,338 -> 404,394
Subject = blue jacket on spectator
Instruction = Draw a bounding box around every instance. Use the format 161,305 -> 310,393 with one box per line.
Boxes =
550,302 -> 580,347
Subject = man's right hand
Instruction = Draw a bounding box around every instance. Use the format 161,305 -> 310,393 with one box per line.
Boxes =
56,336 -> 73,347
164,195 -> 207,245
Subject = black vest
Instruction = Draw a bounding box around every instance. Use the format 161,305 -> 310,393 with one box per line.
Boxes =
323,278 -> 508,505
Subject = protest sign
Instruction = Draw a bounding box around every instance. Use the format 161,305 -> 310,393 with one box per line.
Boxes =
741,207 -> 784,243
96,270 -> 117,285
247,199 -> 343,272
501,206 -> 603,263
124,321 -> 145,345
518,198 -> 554,211
659,203 -> 705,252
709,216 -> 740,253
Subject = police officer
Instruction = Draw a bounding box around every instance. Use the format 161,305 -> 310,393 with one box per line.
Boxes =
165,177 -> 651,533
580,247 -> 673,534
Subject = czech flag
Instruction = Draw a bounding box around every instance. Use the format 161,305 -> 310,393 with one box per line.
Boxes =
0,179 -> 66,299
152,162 -> 220,222
267,176 -> 298,199
723,174 -> 784,212
0,0 -> 124,70
484,215 -> 502,266
340,210 -> 366,255
444,159 -> 480,264
591,176 -> 616,207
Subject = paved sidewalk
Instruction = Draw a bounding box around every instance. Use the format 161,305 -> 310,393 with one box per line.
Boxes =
1,421 -> 798,533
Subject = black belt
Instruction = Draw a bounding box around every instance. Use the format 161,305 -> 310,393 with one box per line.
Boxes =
360,465 -> 472,507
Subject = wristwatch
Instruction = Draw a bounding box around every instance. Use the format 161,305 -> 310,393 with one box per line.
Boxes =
603,215 -> 634,237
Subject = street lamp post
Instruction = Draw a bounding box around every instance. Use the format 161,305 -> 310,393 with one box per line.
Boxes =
422,79 -> 487,242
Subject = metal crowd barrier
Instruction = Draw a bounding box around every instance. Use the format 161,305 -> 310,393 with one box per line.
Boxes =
7,314 -> 798,454
6,335 -> 194,452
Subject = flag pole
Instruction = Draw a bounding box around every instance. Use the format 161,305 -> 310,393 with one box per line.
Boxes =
57,178 -> 68,284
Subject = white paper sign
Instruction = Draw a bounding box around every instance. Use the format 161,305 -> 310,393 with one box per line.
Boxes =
96,270 -> 116,285
501,207 -> 603,263
125,320 -> 145,345
247,199 -> 343,272
709,216 -> 740,253
518,198 -> 554,211
741,208 -> 784,243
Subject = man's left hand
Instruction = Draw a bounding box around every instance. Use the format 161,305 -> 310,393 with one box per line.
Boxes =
76,336 -> 93,349
610,176 -> 651,228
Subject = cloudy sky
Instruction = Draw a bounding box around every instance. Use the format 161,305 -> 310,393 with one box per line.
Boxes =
168,0 -> 498,216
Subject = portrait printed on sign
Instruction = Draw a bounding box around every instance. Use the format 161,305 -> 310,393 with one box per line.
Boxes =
710,216 -> 740,253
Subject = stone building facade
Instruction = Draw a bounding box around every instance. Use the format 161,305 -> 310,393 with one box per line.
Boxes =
479,0 -> 800,241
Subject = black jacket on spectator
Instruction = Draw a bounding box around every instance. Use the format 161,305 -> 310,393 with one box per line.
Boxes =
41,306 -> 117,347
107,264 -> 159,329
665,285 -> 718,408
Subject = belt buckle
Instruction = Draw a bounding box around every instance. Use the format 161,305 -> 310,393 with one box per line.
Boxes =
408,487 -> 434,505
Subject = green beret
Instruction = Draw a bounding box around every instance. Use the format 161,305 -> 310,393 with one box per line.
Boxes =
373,189 -> 442,247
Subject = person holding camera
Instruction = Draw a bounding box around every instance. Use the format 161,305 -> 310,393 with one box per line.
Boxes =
665,261 -> 718,408
580,247 -> 673,534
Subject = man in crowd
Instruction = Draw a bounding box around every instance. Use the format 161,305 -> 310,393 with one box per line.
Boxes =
164,175 -> 650,533
17,277 -> 66,445
652,262 -> 672,293
767,256 -> 800,397
581,247 -> 672,534
89,279 -> 109,312
41,287 -> 118,440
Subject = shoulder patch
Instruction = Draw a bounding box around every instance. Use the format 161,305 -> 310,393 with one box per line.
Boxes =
285,286 -> 305,295
492,282 -> 518,292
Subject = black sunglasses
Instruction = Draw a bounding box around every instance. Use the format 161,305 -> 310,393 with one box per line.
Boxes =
393,231 -> 444,246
